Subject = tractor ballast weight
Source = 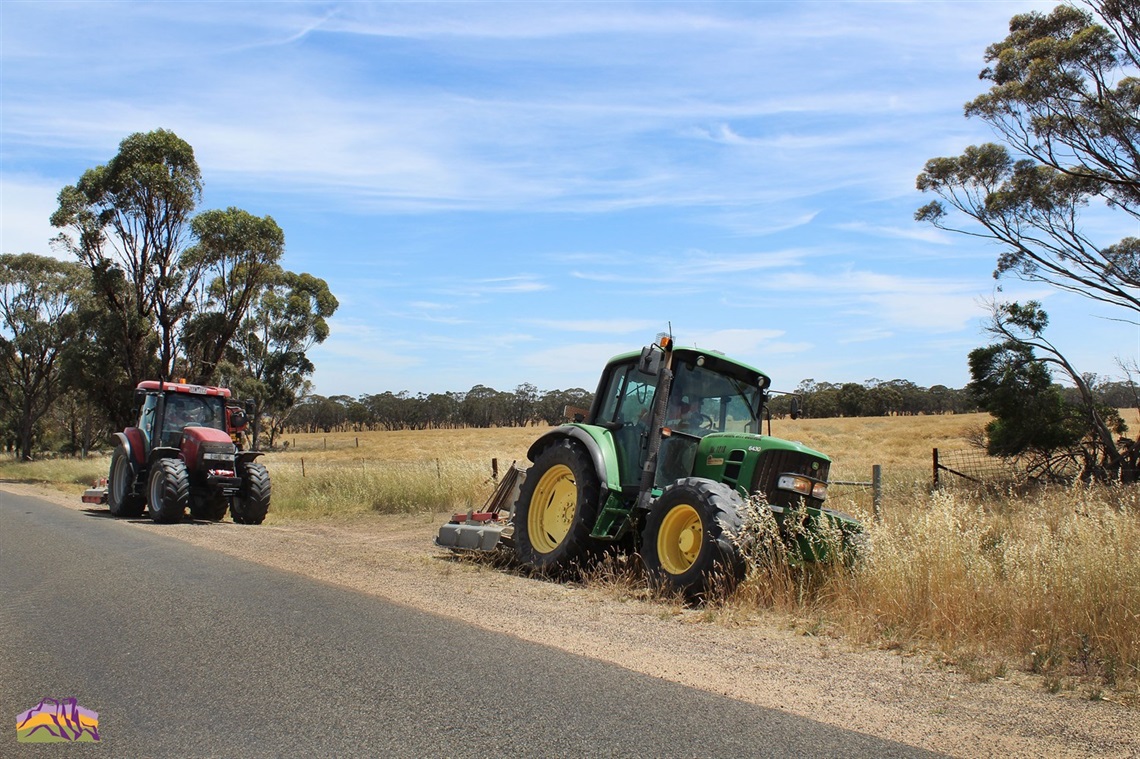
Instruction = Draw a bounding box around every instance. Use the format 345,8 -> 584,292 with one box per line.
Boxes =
438,336 -> 863,598
84,380 -> 270,525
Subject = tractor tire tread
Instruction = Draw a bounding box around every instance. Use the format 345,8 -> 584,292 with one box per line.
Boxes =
641,477 -> 746,600
148,457 -> 190,523
512,438 -> 601,574
232,462 -> 270,525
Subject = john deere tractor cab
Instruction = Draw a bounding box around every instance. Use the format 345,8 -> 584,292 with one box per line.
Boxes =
88,380 -> 270,525
439,335 -> 862,598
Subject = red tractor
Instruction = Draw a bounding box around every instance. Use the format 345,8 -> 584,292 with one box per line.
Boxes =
85,380 -> 270,524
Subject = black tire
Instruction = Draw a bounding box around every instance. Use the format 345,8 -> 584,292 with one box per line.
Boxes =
107,446 -> 145,518
641,478 -> 746,600
513,439 -> 601,573
190,495 -> 228,522
232,462 -> 270,525
147,457 -> 190,523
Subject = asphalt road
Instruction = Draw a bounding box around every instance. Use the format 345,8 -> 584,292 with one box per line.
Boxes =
1,489 -> 940,758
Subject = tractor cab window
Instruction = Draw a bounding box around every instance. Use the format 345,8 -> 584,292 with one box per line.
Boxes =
656,360 -> 763,486
596,361 -> 658,488
137,394 -> 159,450
161,394 -> 226,447
666,361 -> 762,437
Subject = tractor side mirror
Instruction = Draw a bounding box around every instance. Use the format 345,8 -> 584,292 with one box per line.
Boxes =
244,399 -> 255,415
637,345 -> 662,376
789,396 -> 801,420
134,388 -> 146,407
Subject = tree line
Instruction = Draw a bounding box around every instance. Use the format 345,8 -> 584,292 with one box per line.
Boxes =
285,379 -> 989,437
280,385 -> 596,435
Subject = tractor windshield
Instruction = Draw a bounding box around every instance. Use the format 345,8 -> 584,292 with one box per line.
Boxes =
667,361 -> 762,437
656,357 -> 764,486
161,394 -> 227,447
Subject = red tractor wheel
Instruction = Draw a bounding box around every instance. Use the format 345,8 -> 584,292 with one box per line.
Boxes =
147,458 -> 190,523
232,462 -> 270,525
107,446 -> 145,518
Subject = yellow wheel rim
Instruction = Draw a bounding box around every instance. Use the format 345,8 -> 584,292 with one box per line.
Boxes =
528,464 -> 578,554
657,503 -> 703,575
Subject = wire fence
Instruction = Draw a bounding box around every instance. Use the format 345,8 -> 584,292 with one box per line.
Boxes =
933,447 -> 1020,489
829,464 -> 883,522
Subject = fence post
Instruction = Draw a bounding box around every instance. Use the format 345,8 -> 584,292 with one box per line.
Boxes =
872,464 -> 882,523
492,457 -> 499,483
933,448 -> 939,489
301,457 -> 306,478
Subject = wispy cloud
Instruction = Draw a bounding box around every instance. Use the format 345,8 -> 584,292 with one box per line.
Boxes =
528,319 -> 659,334
7,0 -> 1109,397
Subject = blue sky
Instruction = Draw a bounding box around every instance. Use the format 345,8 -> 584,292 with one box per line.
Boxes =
3,1 -> 1137,398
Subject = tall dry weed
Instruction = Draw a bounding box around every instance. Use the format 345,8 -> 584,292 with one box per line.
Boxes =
839,486 -> 1140,689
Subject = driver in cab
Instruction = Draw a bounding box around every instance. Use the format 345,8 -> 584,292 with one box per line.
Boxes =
666,395 -> 707,434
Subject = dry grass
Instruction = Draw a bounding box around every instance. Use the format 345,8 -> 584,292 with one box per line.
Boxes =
5,411 -> 1139,697
0,456 -> 110,494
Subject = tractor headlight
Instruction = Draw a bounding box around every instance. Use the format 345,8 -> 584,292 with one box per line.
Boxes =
776,474 -> 828,501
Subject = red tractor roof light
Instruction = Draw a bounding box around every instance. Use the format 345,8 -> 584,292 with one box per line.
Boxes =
136,380 -> 231,398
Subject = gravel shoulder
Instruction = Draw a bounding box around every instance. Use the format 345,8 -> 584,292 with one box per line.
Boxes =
5,482 -> 1137,758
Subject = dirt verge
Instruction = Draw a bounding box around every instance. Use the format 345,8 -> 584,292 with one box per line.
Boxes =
5,482 -> 1137,758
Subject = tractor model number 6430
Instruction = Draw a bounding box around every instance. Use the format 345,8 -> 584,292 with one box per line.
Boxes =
439,336 -> 863,598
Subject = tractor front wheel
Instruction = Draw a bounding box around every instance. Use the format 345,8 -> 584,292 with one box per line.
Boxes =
513,439 -> 601,574
107,446 -> 144,518
147,458 -> 190,523
232,462 -> 270,525
641,478 -> 746,600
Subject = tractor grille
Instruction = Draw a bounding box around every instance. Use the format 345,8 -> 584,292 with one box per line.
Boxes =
200,441 -> 236,458
751,449 -> 830,509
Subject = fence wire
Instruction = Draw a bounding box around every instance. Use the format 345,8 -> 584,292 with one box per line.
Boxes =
933,448 -> 1019,488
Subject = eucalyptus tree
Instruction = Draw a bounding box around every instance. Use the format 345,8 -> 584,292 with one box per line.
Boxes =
917,1 -> 1140,319
224,270 -> 338,448
50,133 -> 286,380
0,254 -> 87,459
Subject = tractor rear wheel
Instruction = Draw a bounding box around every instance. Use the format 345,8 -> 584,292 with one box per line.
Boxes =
107,447 -> 144,518
147,458 -> 190,523
232,462 -> 270,525
513,439 -> 601,574
641,478 -> 746,600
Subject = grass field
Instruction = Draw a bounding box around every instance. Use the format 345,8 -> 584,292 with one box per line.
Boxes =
3,410 -> 1138,700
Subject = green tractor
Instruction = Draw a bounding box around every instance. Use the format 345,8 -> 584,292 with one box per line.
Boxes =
438,336 -> 862,597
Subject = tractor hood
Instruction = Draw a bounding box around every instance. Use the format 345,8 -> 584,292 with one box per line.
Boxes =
181,425 -> 233,445
180,424 -> 236,474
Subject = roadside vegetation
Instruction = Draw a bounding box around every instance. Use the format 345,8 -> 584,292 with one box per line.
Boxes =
5,410 -> 1137,701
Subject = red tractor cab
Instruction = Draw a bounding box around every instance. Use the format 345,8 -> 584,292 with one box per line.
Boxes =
90,380 -> 270,524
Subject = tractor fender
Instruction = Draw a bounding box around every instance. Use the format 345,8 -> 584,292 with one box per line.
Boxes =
527,425 -> 617,496
236,450 -> 264,467
146,446 -> 182,465
115,429 -> 147,467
